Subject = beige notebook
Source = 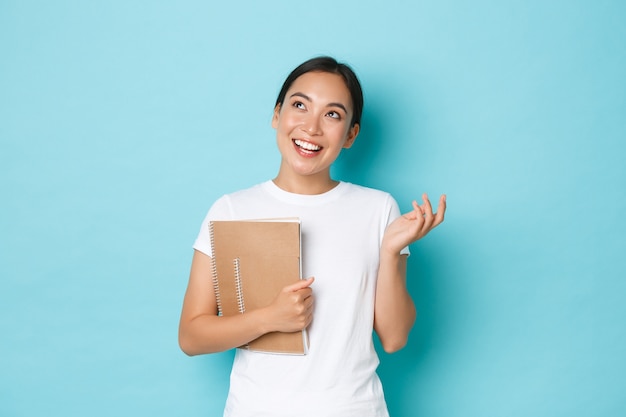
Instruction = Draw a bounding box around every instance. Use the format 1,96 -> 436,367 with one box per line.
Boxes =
209,218 -> 308,355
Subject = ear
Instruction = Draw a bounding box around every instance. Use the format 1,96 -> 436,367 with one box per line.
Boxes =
271,104 -> 281,129
343,123 -> 360,149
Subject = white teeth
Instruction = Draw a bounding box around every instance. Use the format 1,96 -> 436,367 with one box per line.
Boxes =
294,139 -> 321,151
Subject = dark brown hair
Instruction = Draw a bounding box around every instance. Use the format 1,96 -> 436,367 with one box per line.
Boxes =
275,56 -> 364,127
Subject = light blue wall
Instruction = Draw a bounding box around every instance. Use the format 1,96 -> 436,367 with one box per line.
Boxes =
2,1 -> 625,416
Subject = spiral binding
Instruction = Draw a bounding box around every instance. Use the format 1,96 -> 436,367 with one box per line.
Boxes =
233,258 -> 246,314
208,222 -> 223,316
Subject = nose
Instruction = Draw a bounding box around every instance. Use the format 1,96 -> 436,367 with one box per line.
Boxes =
302,114 -> 322,136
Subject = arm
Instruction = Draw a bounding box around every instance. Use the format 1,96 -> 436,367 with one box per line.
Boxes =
374,193 -> 446,353
178,250 -> 315,356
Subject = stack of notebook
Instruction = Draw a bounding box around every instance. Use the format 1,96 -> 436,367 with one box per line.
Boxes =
209,218 -> 308,355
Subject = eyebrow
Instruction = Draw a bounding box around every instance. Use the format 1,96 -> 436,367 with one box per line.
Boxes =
289,92 -> 348,114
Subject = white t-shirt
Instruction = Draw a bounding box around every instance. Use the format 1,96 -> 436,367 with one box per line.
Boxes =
193,181 -> 409,417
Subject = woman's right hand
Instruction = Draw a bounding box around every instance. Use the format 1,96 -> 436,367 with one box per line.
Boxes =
179,251 -> 315,355
262,277 -> 315,333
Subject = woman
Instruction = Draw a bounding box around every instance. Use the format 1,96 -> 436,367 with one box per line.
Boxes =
179,56 -> 446,417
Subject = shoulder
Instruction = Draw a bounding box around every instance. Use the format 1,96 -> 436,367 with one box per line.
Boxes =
340,182 -> 402,220
217,181 -> 273,204
341,182 -> 395,203
207,181 -> 270,219
222,181 -> 268,199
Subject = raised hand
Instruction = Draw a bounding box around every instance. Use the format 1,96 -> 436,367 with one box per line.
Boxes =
381,194 -> 446,255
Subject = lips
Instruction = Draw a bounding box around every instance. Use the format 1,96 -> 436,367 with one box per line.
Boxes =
293,139 -> 322,153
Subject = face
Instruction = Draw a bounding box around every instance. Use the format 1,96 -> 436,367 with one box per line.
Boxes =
272,71 -> 360,183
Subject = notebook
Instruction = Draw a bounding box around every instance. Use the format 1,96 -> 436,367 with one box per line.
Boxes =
209,218 -> 308,355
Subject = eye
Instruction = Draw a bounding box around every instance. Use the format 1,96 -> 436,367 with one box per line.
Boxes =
326,110 -> 341,120
293,101 -> 306,110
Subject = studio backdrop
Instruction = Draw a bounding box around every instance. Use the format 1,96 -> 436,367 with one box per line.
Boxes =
1,1 -> 625,416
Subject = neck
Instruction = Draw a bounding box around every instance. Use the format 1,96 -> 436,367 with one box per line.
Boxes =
273,171 -> 339,195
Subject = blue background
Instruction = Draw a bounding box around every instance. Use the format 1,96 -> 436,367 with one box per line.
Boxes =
2,1 -> 625,416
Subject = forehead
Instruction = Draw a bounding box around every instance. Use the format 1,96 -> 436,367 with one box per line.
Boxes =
287,71 -> 353,109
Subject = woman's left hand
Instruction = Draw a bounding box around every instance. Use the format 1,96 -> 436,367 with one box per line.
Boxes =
381,193 -> 446,255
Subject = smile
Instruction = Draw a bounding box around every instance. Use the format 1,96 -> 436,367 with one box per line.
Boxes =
293,139 -> 322,153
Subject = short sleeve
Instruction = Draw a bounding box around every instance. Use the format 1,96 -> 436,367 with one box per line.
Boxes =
192,195 -> 234,257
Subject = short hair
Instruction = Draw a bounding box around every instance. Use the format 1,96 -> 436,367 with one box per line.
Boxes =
275,56 -> 364,127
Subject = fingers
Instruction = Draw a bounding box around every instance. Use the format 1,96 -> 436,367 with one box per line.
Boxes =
421,193 -> 446,219
284,277 -> 314,292
432,194 -> 446,227
412,200 -> 423,216
420,193 -> 434,229
269,277 -> 315,332
420,193 -> 432,213
289,288 -> 314,328
384,193 -> 446,251
414,193 -> 447,235
286,277 -> 314,310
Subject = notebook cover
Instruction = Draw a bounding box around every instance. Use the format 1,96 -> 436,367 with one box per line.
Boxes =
209,219 -> 307,354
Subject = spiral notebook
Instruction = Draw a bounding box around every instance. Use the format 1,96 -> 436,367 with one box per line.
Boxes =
209,218 -> 308,355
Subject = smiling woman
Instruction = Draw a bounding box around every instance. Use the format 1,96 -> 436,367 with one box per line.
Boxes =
178,56 -> 446,417
271,71 -> 360,194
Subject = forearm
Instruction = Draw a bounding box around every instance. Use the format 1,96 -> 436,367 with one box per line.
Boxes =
179,308 -> 272,356
373,252 -> 416,353
179,251 -> 275,356
180,247 -> 314,356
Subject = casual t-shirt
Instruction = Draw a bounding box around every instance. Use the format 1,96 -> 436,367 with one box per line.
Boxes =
194,181 -> 408,417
